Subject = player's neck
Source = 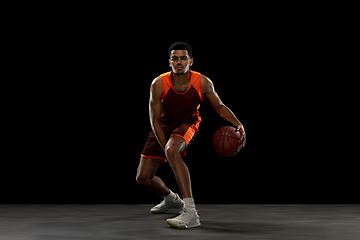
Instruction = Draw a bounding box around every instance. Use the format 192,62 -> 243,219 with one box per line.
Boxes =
171,71 -> 191,84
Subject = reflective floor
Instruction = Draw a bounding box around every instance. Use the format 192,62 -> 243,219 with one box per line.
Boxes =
0,204 -> 359,239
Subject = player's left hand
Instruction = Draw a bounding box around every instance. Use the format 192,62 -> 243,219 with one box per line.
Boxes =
236,124 -> 246,148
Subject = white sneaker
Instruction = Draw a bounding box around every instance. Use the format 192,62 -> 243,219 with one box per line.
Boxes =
166,208 -> 201,229
150,193 -> 184,214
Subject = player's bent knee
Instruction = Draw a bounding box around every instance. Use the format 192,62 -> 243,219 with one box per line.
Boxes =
165,146 -> 177,159
136,175 -> 147,186
136,173 -> 150,186
164,146 -> 184,163
165,139 -> 183,155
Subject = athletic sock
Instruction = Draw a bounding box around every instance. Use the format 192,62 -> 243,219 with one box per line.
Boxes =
163,190 -> 177,202
184,198 -> 196,210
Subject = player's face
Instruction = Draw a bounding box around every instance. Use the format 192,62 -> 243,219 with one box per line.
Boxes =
169,50 -> 193,75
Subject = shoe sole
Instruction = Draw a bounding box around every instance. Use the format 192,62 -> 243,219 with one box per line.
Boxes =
166,220 -> 201,229
150,206 -> 184,214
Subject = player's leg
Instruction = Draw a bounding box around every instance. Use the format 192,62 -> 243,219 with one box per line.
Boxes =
164,136 -> 193,198
165,136 -> 200,228
136,156 -> 170,197
136,156 -> 184,213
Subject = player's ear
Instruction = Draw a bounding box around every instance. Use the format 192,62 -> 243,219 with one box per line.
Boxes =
190,58 -> 194,66
169,59 -> 172,67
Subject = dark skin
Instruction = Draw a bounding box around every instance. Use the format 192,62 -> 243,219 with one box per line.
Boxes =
136,50 -> 246,198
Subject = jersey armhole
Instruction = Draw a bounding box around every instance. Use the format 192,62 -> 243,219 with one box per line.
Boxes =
190,71 -> 203,101
160,72 -> 172,101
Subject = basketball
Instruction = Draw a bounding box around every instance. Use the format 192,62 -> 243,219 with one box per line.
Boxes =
212,126 -> 243,157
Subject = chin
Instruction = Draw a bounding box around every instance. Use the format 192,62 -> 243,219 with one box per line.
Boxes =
174,69 -> 187,75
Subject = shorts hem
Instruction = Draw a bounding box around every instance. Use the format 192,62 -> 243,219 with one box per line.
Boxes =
170,134 -> 186,143
141,154 -> 167,163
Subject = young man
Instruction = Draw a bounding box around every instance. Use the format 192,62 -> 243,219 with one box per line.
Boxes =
136,42 -> 246,229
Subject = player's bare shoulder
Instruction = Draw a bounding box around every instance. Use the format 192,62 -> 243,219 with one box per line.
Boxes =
151,76 -> 162,89
201,74 -> 214,94
150,76 -> 163,100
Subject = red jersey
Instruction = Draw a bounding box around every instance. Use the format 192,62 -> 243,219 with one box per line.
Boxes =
159,70 -> 204,131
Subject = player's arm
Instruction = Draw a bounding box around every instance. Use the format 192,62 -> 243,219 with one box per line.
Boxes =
201,75 -> 246,147
149,76 -> 167,151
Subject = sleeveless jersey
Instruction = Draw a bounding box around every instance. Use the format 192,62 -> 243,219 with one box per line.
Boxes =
159,70 -> 204,131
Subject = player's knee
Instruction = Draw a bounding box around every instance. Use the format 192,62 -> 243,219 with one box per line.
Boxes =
165,137 -> 186,161
165,145 -> 176,159
136,173 -> 150,187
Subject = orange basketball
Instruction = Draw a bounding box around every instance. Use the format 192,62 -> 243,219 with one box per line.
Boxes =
212,126 -> 243,157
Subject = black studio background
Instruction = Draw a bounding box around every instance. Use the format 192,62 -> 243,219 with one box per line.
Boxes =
6,11 -> 354,204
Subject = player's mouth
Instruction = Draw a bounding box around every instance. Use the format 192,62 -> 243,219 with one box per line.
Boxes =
176,66 -> 183,69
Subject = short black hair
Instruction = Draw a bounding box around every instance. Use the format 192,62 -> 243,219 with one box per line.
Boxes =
168,42 -> 192,58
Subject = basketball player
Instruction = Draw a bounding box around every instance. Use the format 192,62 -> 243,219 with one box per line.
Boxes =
136,42 -> 246,229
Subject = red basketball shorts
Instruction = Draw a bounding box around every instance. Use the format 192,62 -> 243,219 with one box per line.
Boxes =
141,121 -> 199,163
